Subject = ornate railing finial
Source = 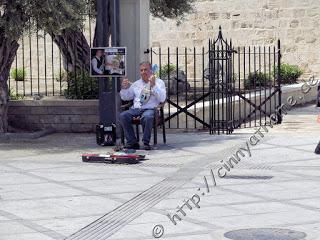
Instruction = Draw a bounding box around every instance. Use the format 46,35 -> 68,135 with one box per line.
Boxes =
218,25 -> 223,40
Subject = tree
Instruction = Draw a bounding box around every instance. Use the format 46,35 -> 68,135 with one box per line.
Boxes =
0,0 -> 88,132
150,0 -> 195,20
0,0 -> 194,133
53,0 -> 195,71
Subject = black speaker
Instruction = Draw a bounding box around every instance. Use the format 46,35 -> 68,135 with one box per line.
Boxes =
96,124 -> 116,146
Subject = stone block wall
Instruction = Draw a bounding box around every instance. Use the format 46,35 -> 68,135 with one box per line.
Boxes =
150,0 -> 320,79
8,100 -> 99,133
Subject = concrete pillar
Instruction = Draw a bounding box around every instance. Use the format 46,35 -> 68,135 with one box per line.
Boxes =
119,0 -> 150,81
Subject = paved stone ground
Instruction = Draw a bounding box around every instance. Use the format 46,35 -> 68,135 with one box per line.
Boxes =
0,104 -> 319,240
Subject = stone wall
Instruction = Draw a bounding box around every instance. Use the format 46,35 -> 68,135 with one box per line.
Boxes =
7,83 -> 319,133
150,0 -> 320,79
8,100 -> 99,133
10,0 -> 320,97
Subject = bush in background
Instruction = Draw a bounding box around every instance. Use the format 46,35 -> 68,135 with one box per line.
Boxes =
274,63 -> 303,84
9,88 -> 24,100
63,71 -> 98,99
10,68 -> 27,81
157,64 -> 176,79
54,70 -> 68,82
244,71 -> 270,90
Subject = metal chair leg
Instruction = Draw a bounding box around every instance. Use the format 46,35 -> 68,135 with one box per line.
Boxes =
153,119 -> 157,145
162,122 -> 166,144
135,124 -> 140,143
120,126 -> 125,144
160,107 -> 166,144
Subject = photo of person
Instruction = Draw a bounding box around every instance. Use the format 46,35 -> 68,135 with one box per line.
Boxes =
90,47 -> 126,77
105,48 -> 126,76
91,49 -> 106,76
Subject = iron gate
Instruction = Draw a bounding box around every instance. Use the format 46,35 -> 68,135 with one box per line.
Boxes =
151,27 -> 282,134
209,27 -> 282,134
208,28 -> 235,134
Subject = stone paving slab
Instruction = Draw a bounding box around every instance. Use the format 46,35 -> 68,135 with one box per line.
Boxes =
0,104 -> 320,239
106,104 -> 320,240
0,127 -> 248,239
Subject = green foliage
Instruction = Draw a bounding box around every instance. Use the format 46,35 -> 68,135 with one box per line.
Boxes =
244,71 -> 270,90
54,70 -> 68,82
9,88 -> 24,100
274,63 -> 303,84
10,68 -> 27,81
157,64 -> 177,78
0,0 -> 89,39
150,0 -> 195,21
0,0 -> 194,40
63,70 -> 98,99
30,0 -> 88,34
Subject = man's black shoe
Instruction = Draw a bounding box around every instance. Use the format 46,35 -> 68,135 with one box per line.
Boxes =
144,144 -> 152,151
125,143 -> 140,150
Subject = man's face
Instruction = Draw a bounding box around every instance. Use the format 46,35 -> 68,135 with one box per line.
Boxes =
96,50 -> 103,57
140,64 -> 151,82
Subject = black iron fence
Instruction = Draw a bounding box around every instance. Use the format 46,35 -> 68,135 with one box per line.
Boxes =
231,42 -> 281,129
150,47 -> 210,130
10,25 -> 281,133
9,16 -> 96,99
150,28 -> 281,133
207,30 -> 281,134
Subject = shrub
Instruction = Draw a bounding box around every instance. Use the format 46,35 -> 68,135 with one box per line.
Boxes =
244,71 -> 270,90
63,70 -> 99,99
10,68 -> 27,81
157,64 -> 176,79
54,70 -> 68,82
9,88 -> 24,100
274,63 -> 303,84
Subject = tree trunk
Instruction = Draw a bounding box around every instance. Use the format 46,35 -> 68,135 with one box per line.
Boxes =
51,0 -> 113,72
51,29 -> 91,72
93,0 -> 112,47
0,33 -> 19,133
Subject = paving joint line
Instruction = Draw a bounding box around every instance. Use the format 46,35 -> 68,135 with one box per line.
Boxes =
0,209 -> 65,240
65,142 -> 243,239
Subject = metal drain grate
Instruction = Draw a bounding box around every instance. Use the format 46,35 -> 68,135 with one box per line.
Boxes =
65,179 -> 184,240
137,162 -> 184,168
65,162 -> 213,239
224,175 -> 273,180
247,165 -> 273,170
65,145 -> 241,239
206,164 -> 273,170
224,228 -> 306,240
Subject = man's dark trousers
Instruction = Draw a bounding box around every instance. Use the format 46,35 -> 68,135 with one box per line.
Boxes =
119,108 -> 155,145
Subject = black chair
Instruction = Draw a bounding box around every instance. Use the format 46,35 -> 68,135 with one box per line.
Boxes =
120,100 -> 166,145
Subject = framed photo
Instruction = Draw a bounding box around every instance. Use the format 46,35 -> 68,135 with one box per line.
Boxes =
90,47 -> 126,77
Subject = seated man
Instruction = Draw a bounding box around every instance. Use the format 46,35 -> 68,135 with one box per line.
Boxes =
119,61 -> 166,150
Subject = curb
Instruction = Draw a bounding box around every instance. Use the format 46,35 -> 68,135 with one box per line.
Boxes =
0,128 -> 56,141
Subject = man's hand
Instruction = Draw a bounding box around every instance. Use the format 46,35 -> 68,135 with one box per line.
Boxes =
149,74 -> 156,87
121,78 -> 130,89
